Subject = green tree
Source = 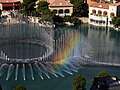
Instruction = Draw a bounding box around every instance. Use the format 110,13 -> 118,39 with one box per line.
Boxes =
37,1 -> 49,14
37,1 -> 58,22
72,75 -> 86,90
49,15 -> 64,24
13,85 -> 27,90
92,71 -> 110,85
96,71 -> 110,77
64,16 -> 81,24
37,1 -> 52,21
112,16 -> 120,28
22,0 -> 37,13
70,0 -> 88,17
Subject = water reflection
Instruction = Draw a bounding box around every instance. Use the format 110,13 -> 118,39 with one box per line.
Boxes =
0,24 -> 120,90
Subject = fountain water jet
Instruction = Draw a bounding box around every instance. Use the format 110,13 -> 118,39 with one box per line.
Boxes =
15,64 -> 19,80
29,63 -> 34,80
0,63 -> 8,77
6,64 -> 14,80
22,64 -> 26,80
33,63 -> 43,79
0,17 -> 119,80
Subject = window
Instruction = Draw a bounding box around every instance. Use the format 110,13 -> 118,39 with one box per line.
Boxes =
65,9 -> 70,13
58,9 -> 63,14
53,9 -> 57,14
109,21 -> 112,24
92,9 -> 96,13
110,12 -> 114,16
98,10 -> 102,15
103,11 -> 107,15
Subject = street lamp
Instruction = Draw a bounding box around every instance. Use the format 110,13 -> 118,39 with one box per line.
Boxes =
13,3 -> 15,11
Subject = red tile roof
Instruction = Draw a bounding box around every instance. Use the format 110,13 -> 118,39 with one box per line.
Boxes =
88,1 -> 97,6
89,2 -> 109,9
0,0 -> 20,3
49,0 -> 73,7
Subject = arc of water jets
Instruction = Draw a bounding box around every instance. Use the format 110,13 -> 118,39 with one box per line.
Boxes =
50,64 -> 65,78
33,63 -> 43,79
65,63 -> 79,73
38,63 -> 50,79
0,25 -> 94,80
22,64 -> 26,80
15,64 -> 19,80
29,63 -> 34,80
62,65 -> 73,75
44,62 -> 58,78
6,64 -> 14,80
0,63 -> 8,77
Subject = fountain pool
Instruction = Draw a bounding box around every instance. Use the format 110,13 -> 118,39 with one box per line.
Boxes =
0,23 -> 120,89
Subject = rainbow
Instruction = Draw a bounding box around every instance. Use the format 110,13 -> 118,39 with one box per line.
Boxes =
52,30 -> 81,71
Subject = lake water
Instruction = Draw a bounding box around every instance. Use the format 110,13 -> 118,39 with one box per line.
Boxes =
0,24 -> 120,90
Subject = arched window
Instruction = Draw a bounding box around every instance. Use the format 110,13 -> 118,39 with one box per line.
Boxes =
65,9 -> 70,13
92,9 -> 96,13
103,11 -> 107,15
58,9 -> 63,14
110,12 -> 114,16
52,9 -> 57,14
98,10 -> 102,15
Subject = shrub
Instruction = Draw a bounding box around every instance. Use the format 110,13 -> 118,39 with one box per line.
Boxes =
96,71 -> 110,78
13,85 -> 27,90
72,75 -> 86,90
64,16 -> 81,24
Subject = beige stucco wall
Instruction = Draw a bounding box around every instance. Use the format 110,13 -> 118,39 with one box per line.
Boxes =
89,6 -> 118,27
49,6 -> 73,16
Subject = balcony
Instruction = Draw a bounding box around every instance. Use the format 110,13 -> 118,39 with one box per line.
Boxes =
89,14 -> 107,22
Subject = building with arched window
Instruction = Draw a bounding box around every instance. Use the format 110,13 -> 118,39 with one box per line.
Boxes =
0,3 -> 2,10
0,0 -> 21,11
88,1 -> 120,27
49,0 -> 73,17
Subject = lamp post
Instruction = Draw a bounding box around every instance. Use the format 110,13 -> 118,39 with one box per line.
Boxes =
105,16 -> 108,27
13,3 -> 15,11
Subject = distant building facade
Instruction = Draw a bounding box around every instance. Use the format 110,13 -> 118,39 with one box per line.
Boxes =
35,0 -> 73,17
0,3 -> 2,10
49,0 -> 73,17
0,0 -> 21,11
88,1 -> 120,27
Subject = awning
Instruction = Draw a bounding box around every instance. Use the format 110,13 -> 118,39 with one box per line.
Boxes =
98,20 -> 103,23
96,20 -> 99,22
102,21 -> 105,23
2,4 -> 13,7
2,3 -> 20,7
90,19 -> 93,21
14,4 -> 20,6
